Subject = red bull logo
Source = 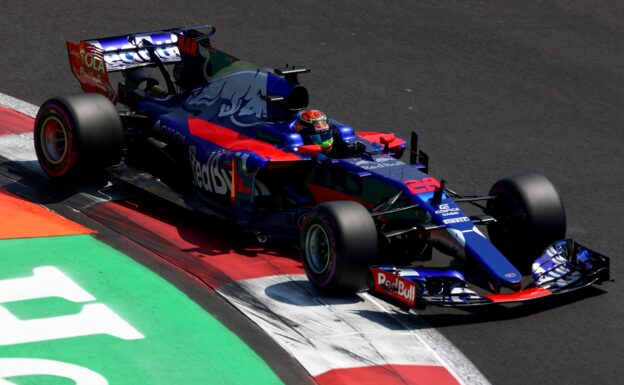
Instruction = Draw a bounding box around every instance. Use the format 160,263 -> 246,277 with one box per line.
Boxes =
373,269 -> 417,307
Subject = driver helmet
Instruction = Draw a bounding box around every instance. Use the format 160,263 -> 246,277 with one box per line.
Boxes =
295,109 -> 333,151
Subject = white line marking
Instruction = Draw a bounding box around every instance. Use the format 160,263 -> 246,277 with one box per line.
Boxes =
218,274 -> 491,384
0,93 -> 38,118
363,293 -> 491,385
0,132 -> 41,173
0,92 -> 40,175
218,275 -> 439,376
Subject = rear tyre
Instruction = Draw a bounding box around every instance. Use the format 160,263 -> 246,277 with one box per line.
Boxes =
34,93 -> 123,179
486,173 -> 566,270
301,201 -> 378,295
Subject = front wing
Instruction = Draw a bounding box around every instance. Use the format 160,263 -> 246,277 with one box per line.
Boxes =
370,239 -> 611,308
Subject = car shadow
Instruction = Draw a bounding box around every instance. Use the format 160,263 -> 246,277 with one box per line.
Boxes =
263,277 -> 609,329
0,159 -> 121,206
263,279 -> 364,306
0,161 -> 304,286
108,194 -> 300,259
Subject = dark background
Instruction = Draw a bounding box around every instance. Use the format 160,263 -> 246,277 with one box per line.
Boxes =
1,1 -> 622,384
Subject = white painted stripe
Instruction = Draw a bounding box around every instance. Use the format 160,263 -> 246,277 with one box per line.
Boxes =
218,275 -> 439,375
0,133 -> 41,174
0,92 -> 40,175
0,93 -> 38,118
218,274 -> 491,385
363,293 -> 491,385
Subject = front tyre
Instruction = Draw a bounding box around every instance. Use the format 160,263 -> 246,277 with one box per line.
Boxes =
34,93 -> 123,179
301,201 -> 378,295
486,173 -> 566,270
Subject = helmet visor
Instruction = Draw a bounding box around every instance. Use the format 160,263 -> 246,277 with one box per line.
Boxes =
305,130 -> 333,146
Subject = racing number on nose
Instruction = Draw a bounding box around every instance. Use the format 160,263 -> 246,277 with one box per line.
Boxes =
404,177 -> 440,195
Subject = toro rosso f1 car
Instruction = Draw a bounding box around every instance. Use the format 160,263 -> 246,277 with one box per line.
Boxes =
34,25 -> 610,309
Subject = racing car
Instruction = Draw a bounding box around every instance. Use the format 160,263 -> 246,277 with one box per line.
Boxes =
33,25 -> 610,309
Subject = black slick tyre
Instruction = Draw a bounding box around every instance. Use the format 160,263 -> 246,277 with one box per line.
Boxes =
34,93 -> 123,179
301,201 -> 378,295
486,173 -> 566,270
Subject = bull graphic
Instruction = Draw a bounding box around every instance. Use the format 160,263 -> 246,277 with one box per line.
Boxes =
186,70 -> 268,127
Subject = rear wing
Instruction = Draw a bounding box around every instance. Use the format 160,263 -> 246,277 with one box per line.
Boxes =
66,24 -> 215,103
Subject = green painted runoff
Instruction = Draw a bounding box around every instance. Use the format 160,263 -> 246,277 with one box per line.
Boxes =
0,234 -> 284,385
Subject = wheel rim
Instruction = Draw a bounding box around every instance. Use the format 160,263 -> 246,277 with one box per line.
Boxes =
40,116 -> 68,165
305,224 -> 331,275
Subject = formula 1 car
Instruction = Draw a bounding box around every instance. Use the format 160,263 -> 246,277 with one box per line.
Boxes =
34,25 -> 610,309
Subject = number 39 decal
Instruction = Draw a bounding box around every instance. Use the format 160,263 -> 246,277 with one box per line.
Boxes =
404,177 -> 440,195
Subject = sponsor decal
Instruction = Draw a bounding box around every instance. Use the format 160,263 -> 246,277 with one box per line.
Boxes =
443,217 -> 470,224
66,40 -> 117,103
435,203 -> 461,217
351,156 -> 403,170
189,151 -> 269,196
177,34 -> 199,56
153,120 -> 186,144
185,70 -> 268,127
90,33 -> 180,71
373,268 -> 417,307
80,49 -> 106,75
67,42 -> 107,78
404,177 -> 440,195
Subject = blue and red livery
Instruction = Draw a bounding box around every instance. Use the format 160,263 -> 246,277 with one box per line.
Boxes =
34,25 -> 611,310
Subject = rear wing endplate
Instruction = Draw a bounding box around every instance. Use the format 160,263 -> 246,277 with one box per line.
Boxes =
66,40 -> 118,103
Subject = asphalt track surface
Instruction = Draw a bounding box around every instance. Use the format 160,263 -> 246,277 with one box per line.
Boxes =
1,1 -> 622,384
